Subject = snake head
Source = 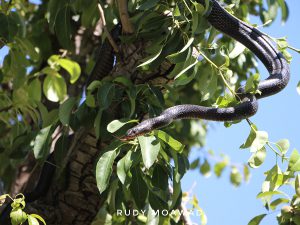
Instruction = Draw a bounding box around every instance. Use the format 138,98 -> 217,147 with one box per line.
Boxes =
125,120 -> 153,139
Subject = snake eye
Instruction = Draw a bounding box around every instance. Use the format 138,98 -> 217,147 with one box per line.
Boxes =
126,129 -> 136,137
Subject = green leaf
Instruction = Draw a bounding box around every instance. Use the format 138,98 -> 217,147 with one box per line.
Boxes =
30,214 -> 46,225
230,167 -> 242,187
138,0 -> 160,10
192,1 -> 205,13
295,174 -> 300,196
43,73 -> 67,102
0,13 -> 19,42
214,159 -> 228,177
138,135 -> 160,169
47,0 -> 67,31
288,149 -> 300,172
270,198 -> 290,211
15,37 -> 40,62
247,214 -> 267,225
200,159 -> 211,177
97,82 -> 115,110
277,0 -> 289,23
261,0 -> 278,24
166,38 -> 194,63
199,68 -> 218,101
245,73 -> 260,93
248,147 -> 267,168
10,208 -> 28,225
276,139 -> 290,154
0,194 -> 8,206
107,119 -> 138,133
229,41 -> 246,59
33,125 -> 52,159
174,57 -> 198,81
297,81 -> 300,95
146,207 -> 160,225
244,164 -> 251,182
154,130 -> 184,152
58,58 -> 81,84
241,126 -> 268,152
96,142 -> 121,193
190,158 -> 200,170
85,93 -> 96,107
240,125 -> 257,149
28,79 -> 42,102
80,0 -> 98,27
151,164 -> 169,191
277,38 -> 288,49
137,45 -> 163,68
94,109 -> 102,139
27,215 -> 39,225
59,97 -> 77,126
130,167 -> 148,209
54,5 -> 72,49
257,190 -> 284,199
117,150 -> 134,185
251,131 -> 268,152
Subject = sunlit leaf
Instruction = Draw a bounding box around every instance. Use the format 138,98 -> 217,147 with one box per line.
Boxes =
10,208 -> 27,225
138,135 -> 160,169
58,58 -> 81,84
276,139 -> 290,155
229,41 -> 246,59
43,73 -> 67,102
30,214 -> 46,225
107,119 -> 138,133
248,214 -> 267,225
96,142 -> 121,193
27,215 -> 39,225
200,159 -> 211,177
230,166 -> 242,187
33,125 -> 52,159
270,198 -> 290,211
288,149 -> 300,172
297,81 -> 300,95
248,147 -> 267,168
154,130 -> 184,152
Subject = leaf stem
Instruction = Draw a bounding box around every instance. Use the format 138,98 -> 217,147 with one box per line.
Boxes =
182,0 -> 193,15
287,45 -> 300,53
267,142 -> 282,157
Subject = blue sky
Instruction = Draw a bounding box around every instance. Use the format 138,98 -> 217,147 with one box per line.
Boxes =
182,1 -> 300,224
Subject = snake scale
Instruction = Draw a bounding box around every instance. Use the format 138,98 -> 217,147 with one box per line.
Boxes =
124,0 -> 290,139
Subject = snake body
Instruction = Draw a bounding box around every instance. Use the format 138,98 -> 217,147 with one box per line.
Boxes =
86,24 -> 121,86
125,0 -> 290,139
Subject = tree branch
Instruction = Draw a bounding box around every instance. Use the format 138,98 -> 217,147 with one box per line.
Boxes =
118,0 -> 134,34
97,3 -> 119,53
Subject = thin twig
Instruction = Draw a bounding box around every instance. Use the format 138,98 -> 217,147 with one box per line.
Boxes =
118,0 -> 134,34
97,3 -> 119,53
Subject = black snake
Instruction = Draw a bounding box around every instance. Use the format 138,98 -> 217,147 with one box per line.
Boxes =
124,0 -> 290,139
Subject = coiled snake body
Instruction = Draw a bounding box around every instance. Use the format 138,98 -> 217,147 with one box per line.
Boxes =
124,0 -> 290,139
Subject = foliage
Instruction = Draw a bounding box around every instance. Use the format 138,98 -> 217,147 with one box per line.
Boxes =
0,0 -> 299,225
0,194 -> 46,225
